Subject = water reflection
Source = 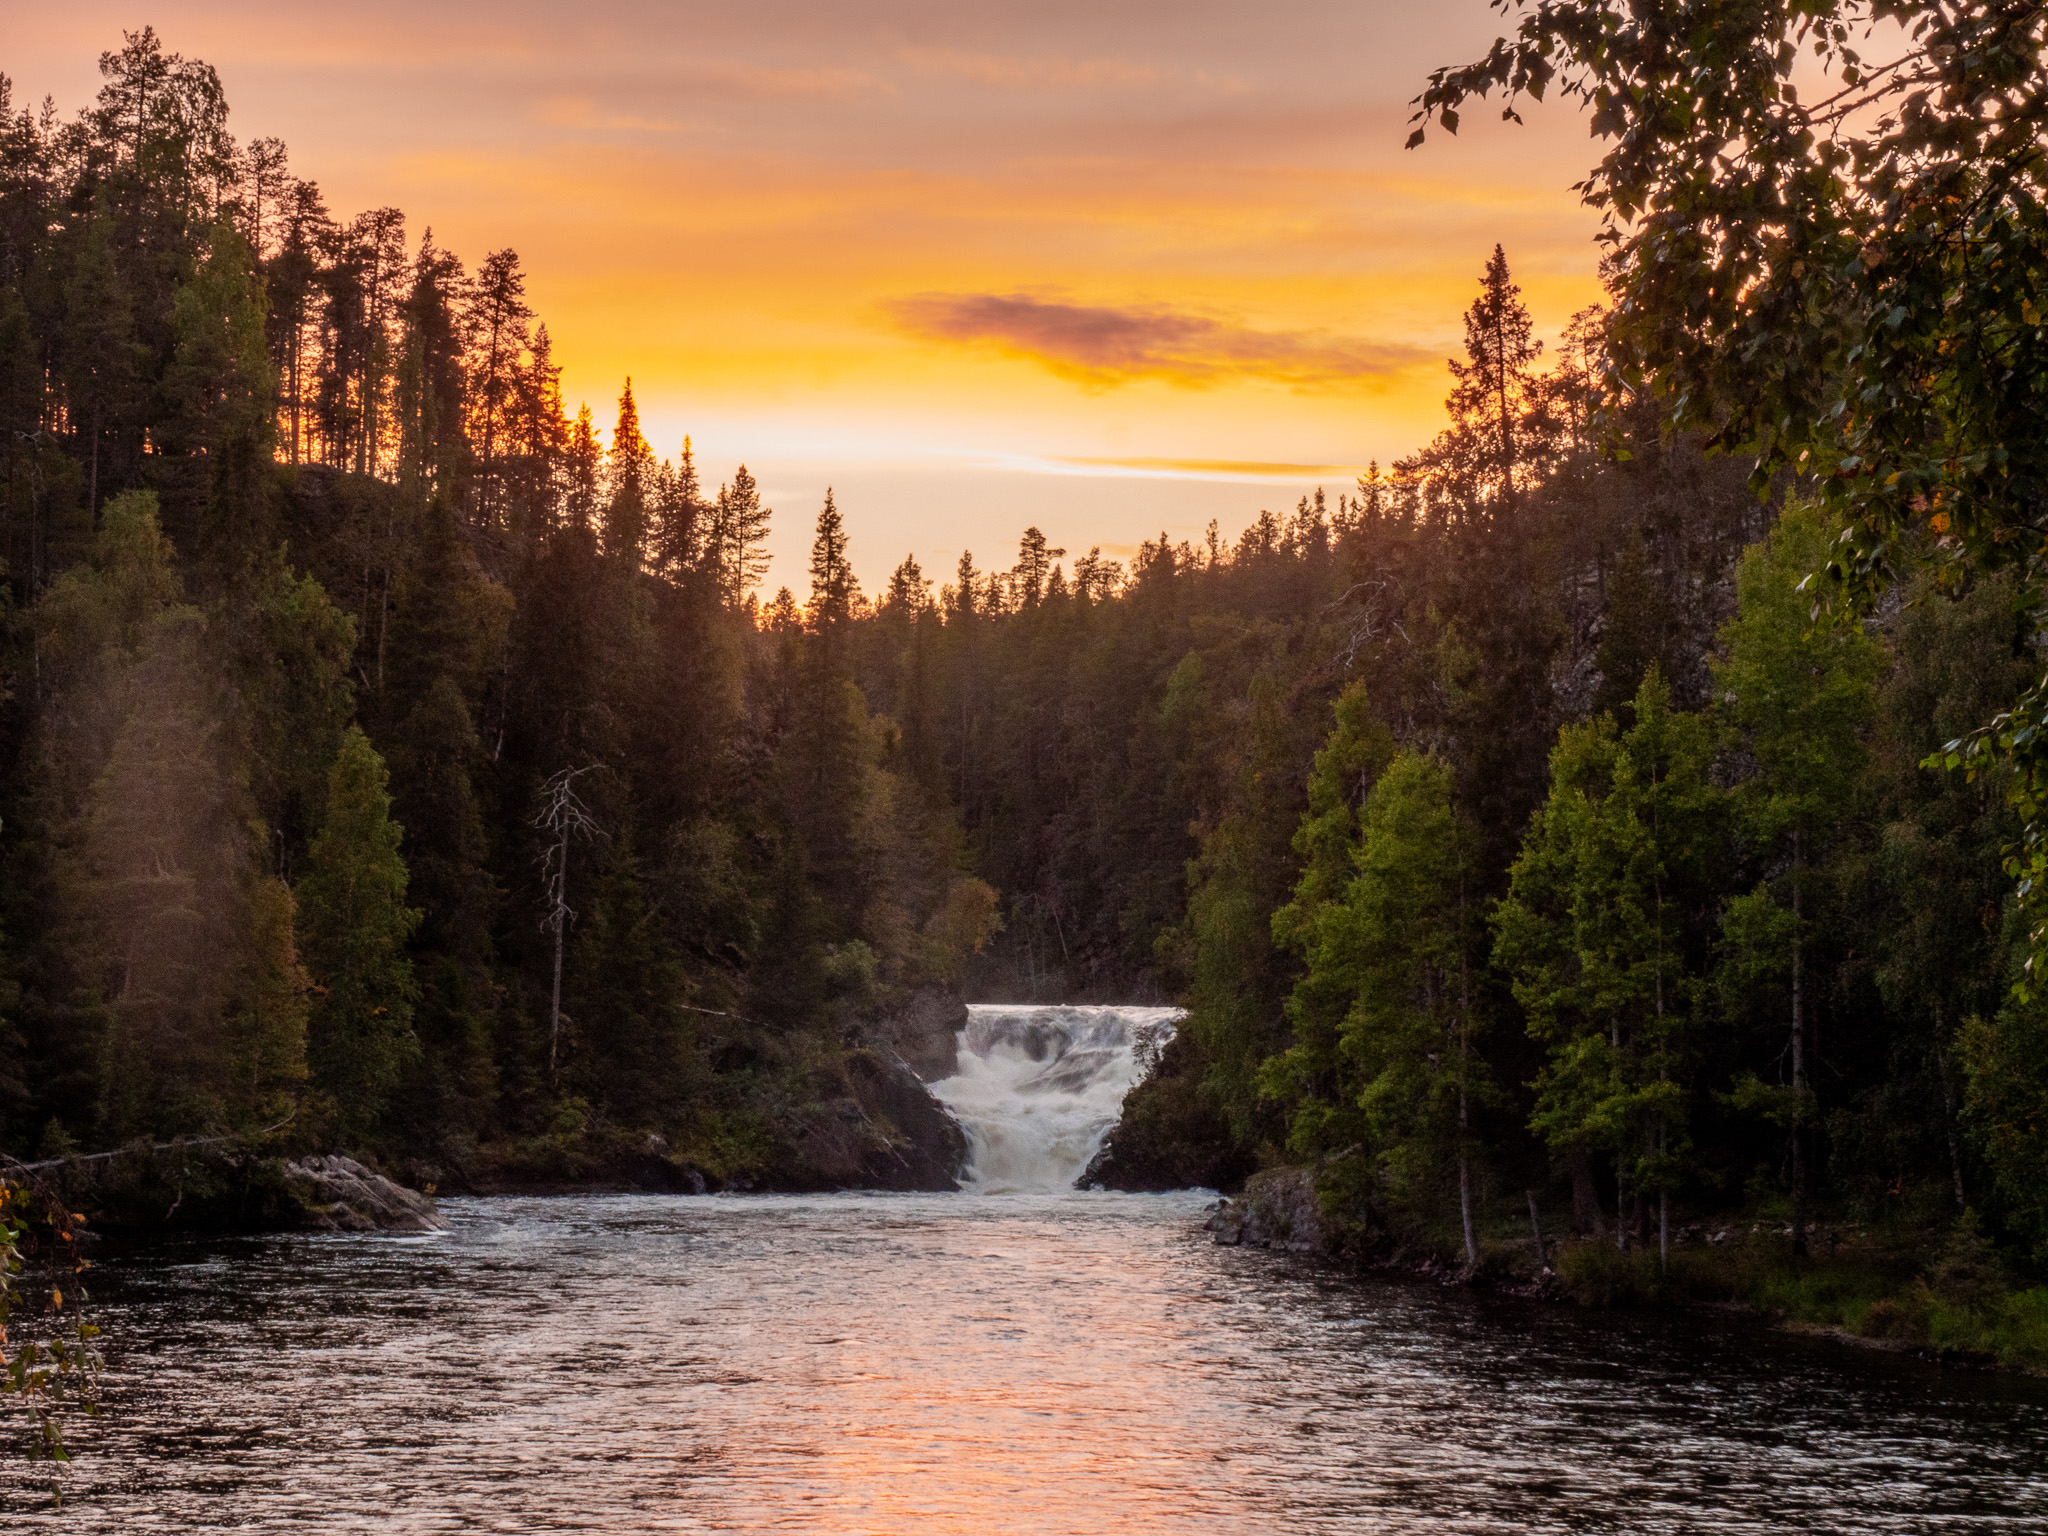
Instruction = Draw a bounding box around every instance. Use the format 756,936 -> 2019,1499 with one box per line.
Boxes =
9,1192 -> 2048,1530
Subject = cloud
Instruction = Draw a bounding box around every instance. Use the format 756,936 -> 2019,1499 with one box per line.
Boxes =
886,291 -> 1430,389
1056,455 -> 1368,480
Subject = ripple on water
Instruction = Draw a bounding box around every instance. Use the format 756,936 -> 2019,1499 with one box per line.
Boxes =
7,1191 -> 2048,1532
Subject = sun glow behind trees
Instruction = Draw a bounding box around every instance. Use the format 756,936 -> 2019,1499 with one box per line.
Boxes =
5,0 -> 1610,593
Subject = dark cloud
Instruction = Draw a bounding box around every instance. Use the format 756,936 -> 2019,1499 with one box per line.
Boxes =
887,291 -> 1431,389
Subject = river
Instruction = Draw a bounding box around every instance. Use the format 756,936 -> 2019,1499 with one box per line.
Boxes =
8,1006 -> 2048,1529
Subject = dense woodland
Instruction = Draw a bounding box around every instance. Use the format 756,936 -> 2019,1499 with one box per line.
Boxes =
1,25 -> 2046,1302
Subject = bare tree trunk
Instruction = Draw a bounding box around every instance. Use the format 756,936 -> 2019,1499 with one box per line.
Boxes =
1572,1144 -> 1605,1236
1612,1017 -> 1628,1252
1791,829 -> 1808,1258
1658,1119 -> 1670,1275
1936,1028 -> 1967,1210
1458,1121 -> 1477,1271
549,840 -> 567,1085
536,766 -> 604,1092
1458,884 -> 1477,1272
1526,1190 -> 1547,1266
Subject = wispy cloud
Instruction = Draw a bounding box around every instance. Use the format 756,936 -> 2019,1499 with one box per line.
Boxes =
935,448 -> 1367,484
1057,455 -> 1368,479
886,291 -> 1429,389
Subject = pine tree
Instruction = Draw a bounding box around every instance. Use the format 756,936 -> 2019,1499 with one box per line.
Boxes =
563,403 -> 601,536
1593,529 -> 1666,724
1399,246 -> 1544,521
59,202 -> 138,519
704,465 -> 770,607
1271,751 -> 1487,1265
465,248 -> 532,529
223,876 -> 310,1129
1451,245 -> 1541,509
650,434 -> 701,580
1012,527 -> 1064,606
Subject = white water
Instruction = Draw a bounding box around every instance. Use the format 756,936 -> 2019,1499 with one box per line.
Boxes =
927,1003 -> 1182,1192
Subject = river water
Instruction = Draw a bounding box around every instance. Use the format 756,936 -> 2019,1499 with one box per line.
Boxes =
9,1005 -> 2048,1529
12,1190 -> 2048,1531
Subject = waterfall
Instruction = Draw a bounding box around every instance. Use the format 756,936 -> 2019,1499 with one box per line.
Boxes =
928,1004 -> 1181,1192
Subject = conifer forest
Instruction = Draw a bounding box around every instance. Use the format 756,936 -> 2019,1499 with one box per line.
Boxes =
6,10 -> 2048,1415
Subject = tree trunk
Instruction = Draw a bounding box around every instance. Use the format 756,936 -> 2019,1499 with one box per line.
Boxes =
1791,829 -> 1808,1258
549,839 -> 568,1085
1613,1016 -> 1628,1252
1571,1144 -> 1606,1236
1936,1030 -> 1967,1211
1526,1190 -> 1547,1268
1459,1149 -> 1477,1271
1457,892 -> 1477,1272
1658,1117 -> 1669,1275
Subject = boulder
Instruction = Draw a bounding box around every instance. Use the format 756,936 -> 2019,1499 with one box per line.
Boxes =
1209,1166 -> 1322,1253
284,1155 -> 449,1233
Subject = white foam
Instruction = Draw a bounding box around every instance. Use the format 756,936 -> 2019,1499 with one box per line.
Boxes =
928,1004 -> 1181,1193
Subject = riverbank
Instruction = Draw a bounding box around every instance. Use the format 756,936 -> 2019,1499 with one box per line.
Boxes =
1210,1166 -> 2048,1376
11,1039 -> 972,1236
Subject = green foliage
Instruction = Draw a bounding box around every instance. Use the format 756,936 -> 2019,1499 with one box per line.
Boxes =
1714,504 -> 1884,858
1270,752 -> 1485,1192
0,1176 -> 101,1492
295,727 -> 421,1138
1711,503 -> 1882,1240
1496,671 -> 1721,1237
1415,0 -> 2048,986
1961,1002 -> 2048,1265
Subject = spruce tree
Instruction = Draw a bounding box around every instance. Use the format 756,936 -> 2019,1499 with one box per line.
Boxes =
296,726 -> 421,1139
1496,671 -> 1722,1260
606,378 -> 653,567
1263,682 -> 1396,1163
808,489 -> 857,631
1273,751 -> 1487,1265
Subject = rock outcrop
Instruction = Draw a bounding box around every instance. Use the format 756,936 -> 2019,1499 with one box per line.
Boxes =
1083,1029 -> 1258,1193
869,989 -> 968,1082
784,1050 -> 967,1192
1209,1166 -> 1321,1252
284,1155 -> 449,1232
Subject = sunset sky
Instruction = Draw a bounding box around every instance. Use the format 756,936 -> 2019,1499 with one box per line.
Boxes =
10,2 -> 1608,594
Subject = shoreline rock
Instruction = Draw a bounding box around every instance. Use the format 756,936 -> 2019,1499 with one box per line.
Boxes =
284,1155 -> 448,1232
1209,1167 -> 1321,1252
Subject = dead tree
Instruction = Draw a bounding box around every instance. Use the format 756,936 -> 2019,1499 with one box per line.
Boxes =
534,765 -> 605,1085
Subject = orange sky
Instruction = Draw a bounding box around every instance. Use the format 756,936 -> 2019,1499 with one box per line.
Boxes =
8,2 -> 1608,595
